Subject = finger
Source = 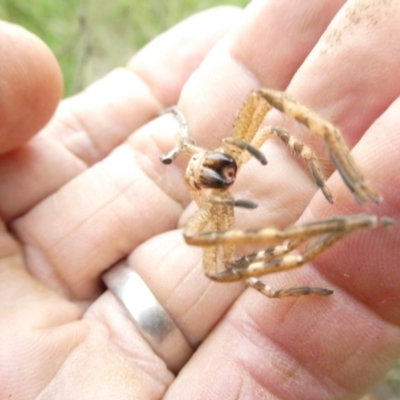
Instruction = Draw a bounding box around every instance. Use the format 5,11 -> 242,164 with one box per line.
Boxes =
86,2 -> 354,345
178,0 -> 347,147
128,6 -> 243,106
0,235 -> 172,398
40,290 -> 174,398
165,285 -> 400,399
0,21 -> 62,154
173,0 -> 348,231
0,69 -> 160,221
103,0 -> 352,359
162,78 -> 400,400
129,231 -> 240,346
119,3 -> 399,398
0,7 -> 241,222
0,231 -> 86,398
176,0 -> 400,229
309,94 -> 400,321
164,0 -> 400,393
10,7 -> 242,299
284,0 -> 400,158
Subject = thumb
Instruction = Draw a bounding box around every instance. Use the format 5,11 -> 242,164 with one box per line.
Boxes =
0,21 -> 62,154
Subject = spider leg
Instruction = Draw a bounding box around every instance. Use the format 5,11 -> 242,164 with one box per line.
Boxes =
222,137 -> 267,165
257,89 -> 381,204
185,213 -> 387,247
232,91 -> 272,144
185,192 -> 237,272
202,229 -> 341,298
160,136 -> 199,164
191,214 -> 392,293
203,214 -> 388,287
204,228 -> 351,299
208,195 -> 258,209
253,125 -> 334,203
231,239 -> 332,297
231,238 -> 303,268
159,106 -> 201,164
159,106 -> 189,136
246,278 -> 333,298
220,92 -> 273,166
184,191 -> 268,281
205,229 -> 346,280
186,204 -> 392,297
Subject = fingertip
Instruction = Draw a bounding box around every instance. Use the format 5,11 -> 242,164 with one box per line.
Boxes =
0,21 -> 63,154
128,6 -> 243,106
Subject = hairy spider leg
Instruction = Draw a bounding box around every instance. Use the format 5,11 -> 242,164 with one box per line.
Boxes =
188,215 -> 388,297
257,89 -> 381,204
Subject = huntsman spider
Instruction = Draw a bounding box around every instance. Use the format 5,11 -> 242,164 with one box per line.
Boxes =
160,89 -> 391,298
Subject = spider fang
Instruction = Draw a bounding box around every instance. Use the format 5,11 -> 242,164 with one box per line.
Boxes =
194,151 -> 237,189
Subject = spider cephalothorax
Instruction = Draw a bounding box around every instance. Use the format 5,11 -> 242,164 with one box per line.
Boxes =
160,89 -> 391,298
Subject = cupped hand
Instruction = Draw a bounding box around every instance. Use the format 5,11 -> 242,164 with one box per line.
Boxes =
1,1 -> 400,399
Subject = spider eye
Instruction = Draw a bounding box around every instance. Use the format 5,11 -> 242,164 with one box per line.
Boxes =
199,152 -> 237,189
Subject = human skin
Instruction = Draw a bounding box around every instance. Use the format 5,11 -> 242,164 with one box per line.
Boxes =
0,0 -> 400,399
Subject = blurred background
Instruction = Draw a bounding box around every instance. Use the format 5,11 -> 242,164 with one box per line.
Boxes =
0,1 -> 399,398
0,0 -> 247,97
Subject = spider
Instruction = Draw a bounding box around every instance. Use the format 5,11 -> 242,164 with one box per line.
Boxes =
160,89 -> 391,298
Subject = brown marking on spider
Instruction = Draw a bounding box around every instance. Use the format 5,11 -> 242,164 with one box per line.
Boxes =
160,89 -> 391,298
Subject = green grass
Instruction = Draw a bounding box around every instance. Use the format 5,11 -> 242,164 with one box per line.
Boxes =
0,0 -> 248,96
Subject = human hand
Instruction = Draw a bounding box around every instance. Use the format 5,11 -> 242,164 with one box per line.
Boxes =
146,1 -> 400,398
1,1 -> 400,399
0,7 -> 241,398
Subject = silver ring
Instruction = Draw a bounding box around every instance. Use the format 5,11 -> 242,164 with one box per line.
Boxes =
102,260 -> 193,373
